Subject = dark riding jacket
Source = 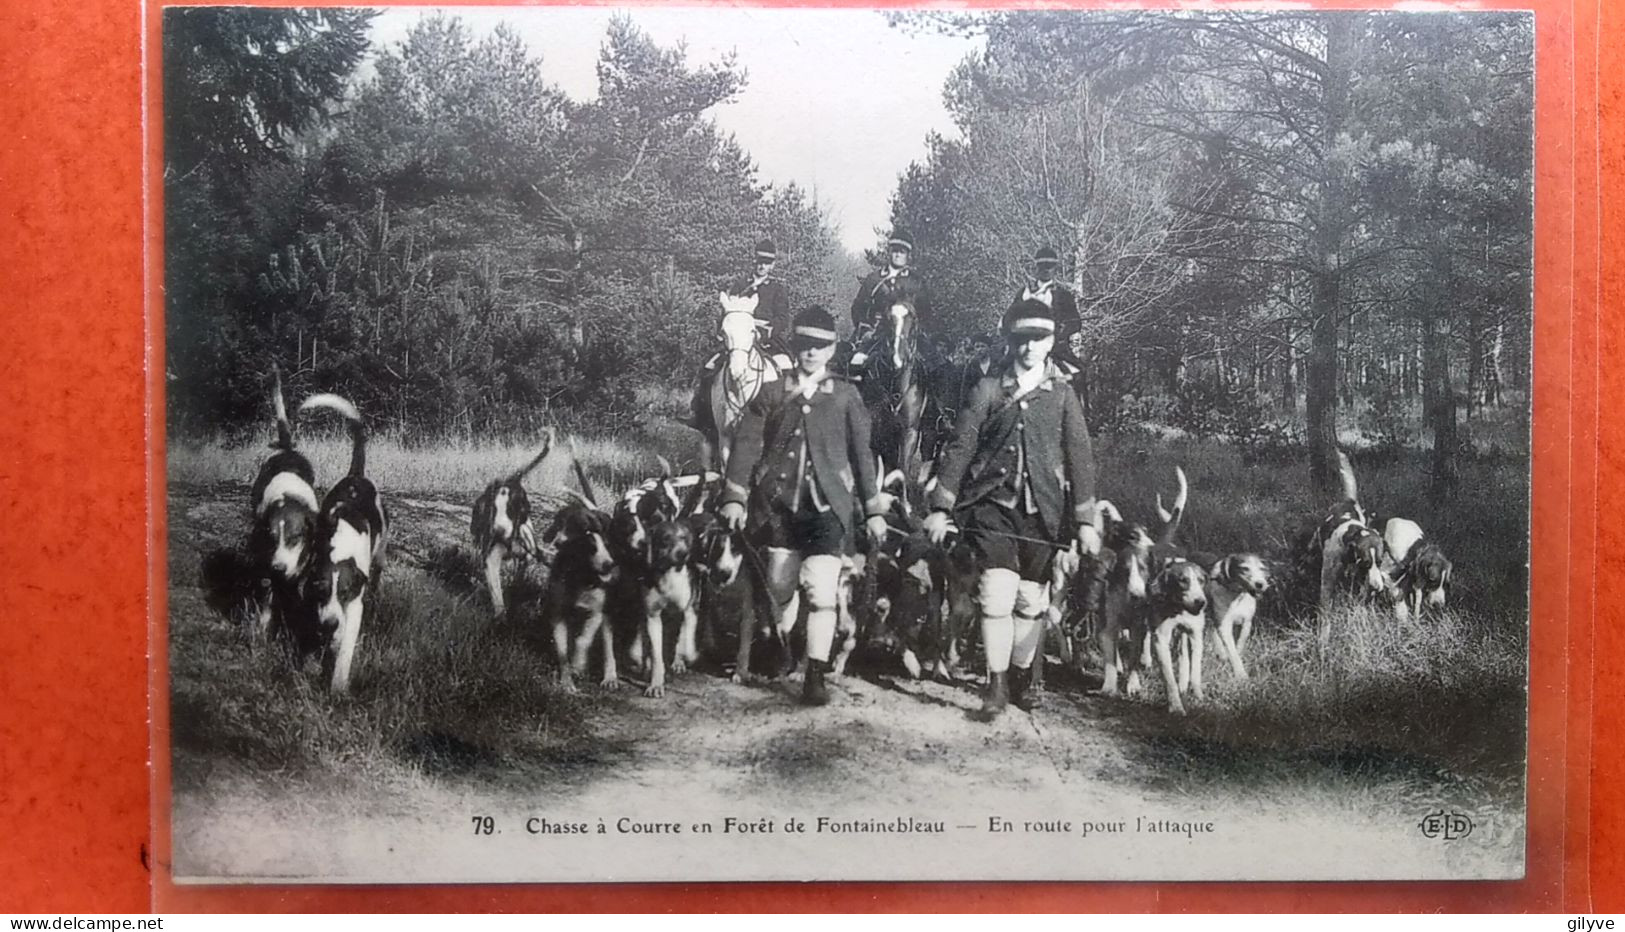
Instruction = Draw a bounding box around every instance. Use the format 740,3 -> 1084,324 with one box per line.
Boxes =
722,372 -> 887,536
929,361 -> 1096,538
1008,281 -> 1081,342
851,267 -> 931,333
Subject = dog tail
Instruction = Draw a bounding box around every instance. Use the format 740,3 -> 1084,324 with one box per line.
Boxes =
1155,466 -> 1188,546
508,427 -> 556,484
1336,449 -> 1359,504
270,364 -> 295,451
300,393 -> 367,477
565,436 -> 604,508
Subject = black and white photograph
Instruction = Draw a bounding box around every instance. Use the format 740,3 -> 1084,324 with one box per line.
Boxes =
161,4 -> 1534,883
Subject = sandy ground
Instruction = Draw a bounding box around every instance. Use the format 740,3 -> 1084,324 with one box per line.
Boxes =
165,484 -> 1525,884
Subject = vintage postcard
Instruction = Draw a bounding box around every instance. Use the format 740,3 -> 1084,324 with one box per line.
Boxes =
159,5 -> 1533,883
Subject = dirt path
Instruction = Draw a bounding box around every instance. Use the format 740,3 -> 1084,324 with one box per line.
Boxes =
166,485 -> 1524,884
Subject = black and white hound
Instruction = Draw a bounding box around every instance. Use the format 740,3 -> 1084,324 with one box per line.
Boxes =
1317,450 -> 1389,609
471,429 -> 555,617
248,366 -> 318,642
299,394 -> 388,694
1382,518 -> 1453,622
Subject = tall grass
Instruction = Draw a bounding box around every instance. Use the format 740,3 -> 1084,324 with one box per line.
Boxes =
168,428 -> 699,500
172,560 -> 600,790
170,400 -> 1530,801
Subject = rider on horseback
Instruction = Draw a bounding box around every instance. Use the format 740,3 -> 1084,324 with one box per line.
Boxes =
690,239 -> 795,431
1009,245 -> 1087,395
849,225 -> 932,363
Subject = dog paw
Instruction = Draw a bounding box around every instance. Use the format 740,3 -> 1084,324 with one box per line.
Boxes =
671,658 -> 688,675
558,678 -> 579,695
643,682 -> 666,698
600,676 -> 621,691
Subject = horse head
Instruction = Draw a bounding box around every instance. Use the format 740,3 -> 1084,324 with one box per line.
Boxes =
884,301 -> 918,372
718,291 -> 761,375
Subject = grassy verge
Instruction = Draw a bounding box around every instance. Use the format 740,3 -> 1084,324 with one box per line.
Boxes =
168,407 -> 1529,803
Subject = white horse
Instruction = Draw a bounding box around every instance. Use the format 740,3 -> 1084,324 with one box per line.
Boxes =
701,291 -> 783,471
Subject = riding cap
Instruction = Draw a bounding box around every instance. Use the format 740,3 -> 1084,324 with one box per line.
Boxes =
791,305 -> 840,348
754,238 -> 778,261
1003,298 -> 1057,339
1034,245 -> 1061,267
887,225 -> 915,253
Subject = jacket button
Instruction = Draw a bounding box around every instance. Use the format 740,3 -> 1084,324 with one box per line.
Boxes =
998,467 -> 1009,475
779,473 -> 789,480
1005,445 -> 1016,452
1019,401 -> 1029,411
793,428 -> 802,436
1017,422 -> 1025,431
801,404 -> 812,414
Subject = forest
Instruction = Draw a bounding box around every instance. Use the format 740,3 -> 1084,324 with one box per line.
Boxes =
164,8 -> 1532,495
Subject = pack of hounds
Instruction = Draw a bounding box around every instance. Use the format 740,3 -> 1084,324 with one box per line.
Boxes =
246,374 -> 1453,713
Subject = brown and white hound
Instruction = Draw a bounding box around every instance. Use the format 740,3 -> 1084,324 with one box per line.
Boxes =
1382,518 -> 1453,622
299,394 -> 389,694
1204,553 -> 1271,680
248,365 -> 318,643
1317,450 -> 1389,609
1097,467 -> 1188,698
541,495 -> 621,693
470,430 -> 555,618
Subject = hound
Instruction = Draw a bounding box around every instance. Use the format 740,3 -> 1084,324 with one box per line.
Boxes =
1382,518 -> 1453,622
611,460 -> 710,698
541,497 -> 621,693
248,365 -> 318,642
1203,553 -> 1272,680
299,394 -> 388,694
470,429 -> 555,618
1097,467 -> 1187,697
1129,558 -> 1209,715
685,508 -> 758,681
1317,450 -> 1389,608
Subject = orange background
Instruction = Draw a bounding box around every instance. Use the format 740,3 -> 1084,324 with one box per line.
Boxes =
1,0 -> 1618,913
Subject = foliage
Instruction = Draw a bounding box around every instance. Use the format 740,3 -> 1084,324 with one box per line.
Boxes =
891,10 -> 1533,492
165,11 -> 852,438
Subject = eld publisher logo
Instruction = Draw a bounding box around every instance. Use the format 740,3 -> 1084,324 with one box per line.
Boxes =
1418,810 -> 1474,841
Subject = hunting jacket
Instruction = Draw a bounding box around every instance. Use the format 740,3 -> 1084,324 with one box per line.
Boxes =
850,267 -> 931,333
722,372 -> 886,536
729,275 -> 792,353
928,361 -> 1096,538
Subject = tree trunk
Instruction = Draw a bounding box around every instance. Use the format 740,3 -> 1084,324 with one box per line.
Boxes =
1486,321 -> 1504,406
1306,271 -> 1341,493
1425,312 -> 1459,495
1466,302 -> 1484,420
1306,14 -> 1355,495
1281,329 -> 1298,413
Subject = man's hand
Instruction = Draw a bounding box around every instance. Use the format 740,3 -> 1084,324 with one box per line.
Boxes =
720,501 -> 747,532
924,509 -> 952,546
866,515 -> 890,546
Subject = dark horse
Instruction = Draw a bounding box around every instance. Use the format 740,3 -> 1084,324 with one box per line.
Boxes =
850,299 -> 929,491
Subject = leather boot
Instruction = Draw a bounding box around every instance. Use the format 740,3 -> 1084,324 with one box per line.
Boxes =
1010,665 -> 1042,711
800,660 -> 830,707
981,670 -> 1009,717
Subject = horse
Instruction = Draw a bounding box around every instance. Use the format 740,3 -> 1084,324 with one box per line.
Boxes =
696,291 -> 782,472
852,301 -> 929,494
